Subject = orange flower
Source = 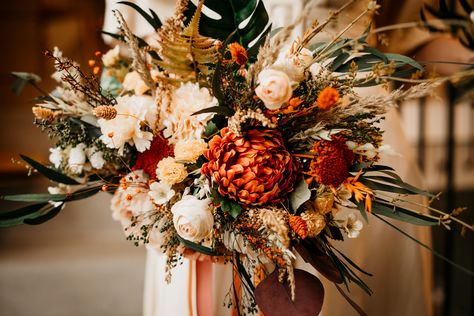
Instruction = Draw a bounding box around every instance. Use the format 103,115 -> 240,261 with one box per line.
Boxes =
289,215 -> 308,239
344,171 -> 373,213
228,42 -> 248,65
317,87 -> 340,110
307,136 -> 354,187
201,128 -> 299,206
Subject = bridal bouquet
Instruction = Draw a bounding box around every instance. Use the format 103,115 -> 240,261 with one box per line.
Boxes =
3,0 -> 473,315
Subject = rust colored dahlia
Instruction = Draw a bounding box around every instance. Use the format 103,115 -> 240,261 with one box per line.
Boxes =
201,128 -> 299,206
308,136 -> 354,187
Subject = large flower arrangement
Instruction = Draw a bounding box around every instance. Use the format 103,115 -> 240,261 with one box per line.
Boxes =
2,0 -> 473,315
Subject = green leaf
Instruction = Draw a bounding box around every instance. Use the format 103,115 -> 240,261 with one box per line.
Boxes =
184,0 -> 271,50
23,203 -> 64,225
385,53 -> 424,71
363,175 -> 434,197
204,121 -> 219,137
221,199 -> 242,218
356,201 -> 369,223
1,193 -> 66,203
11,72 -> 42,95
118,1 -> 162,30
192,106 -> 235,117
371,200 -> 439,226
289,180 -> 311,212
176,235 -> 222,256
20,154 -> 80,185
0,202 -> 49,221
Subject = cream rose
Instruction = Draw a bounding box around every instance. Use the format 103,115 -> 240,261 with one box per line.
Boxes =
174,139 -> 208,163
171,196 -> 214,242
255,69 -> 293,110
273,48 -> 313,82
156,157 -> 188,185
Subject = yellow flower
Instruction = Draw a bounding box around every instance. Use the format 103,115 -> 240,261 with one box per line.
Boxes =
156,157 -> 188,185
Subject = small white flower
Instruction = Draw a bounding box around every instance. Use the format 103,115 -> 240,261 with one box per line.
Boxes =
341,213 -> 363,238
102,45 -> 121,67
98,95 -> 155,155
309,62 -> 325,77
49,147 -> 63,169
193,175 -> 212,199
47,183 -> 72,195
148,181 -> 175,205
86,147 -> 106,169
171,195 -> 214,243
68,143 -> 87,174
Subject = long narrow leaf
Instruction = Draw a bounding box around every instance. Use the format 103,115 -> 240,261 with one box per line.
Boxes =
24,203 -> 64,225
20,154 -> 80,185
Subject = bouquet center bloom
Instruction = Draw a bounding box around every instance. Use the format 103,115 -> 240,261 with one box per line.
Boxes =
201,128 -> 299,206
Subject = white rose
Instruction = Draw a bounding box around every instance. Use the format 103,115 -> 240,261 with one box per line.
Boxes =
273,48 -> 313,82
49,147 -> 63,168
148,181 -> 175,205
122,71 -> 150,95
102,45 -> 120,67
86,147 -> 105,169
255,69 -> 293,110
171,196 -> 214,242
68,143 -> 87,174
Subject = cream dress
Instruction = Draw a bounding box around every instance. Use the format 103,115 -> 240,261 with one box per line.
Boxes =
103,1 -> 434,315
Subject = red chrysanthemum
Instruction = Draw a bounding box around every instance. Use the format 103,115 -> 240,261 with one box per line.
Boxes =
201,128 -> 299,206
308,135 -> 354,187
133,135 -> 173,179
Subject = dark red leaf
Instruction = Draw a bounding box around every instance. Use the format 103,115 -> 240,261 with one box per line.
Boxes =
295,242 -> 344,284
255,269 -> 324,316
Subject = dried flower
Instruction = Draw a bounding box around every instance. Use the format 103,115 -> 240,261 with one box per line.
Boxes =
174,139 -> 208,163
122,71 -> 150,95
301,211 -> 326,237
202,128 -> 299,205
93,105 -> 117,120
228,42 -> 248,65
289,215 -> 308,239
156,157 -> 188,185
32,106 -> 54,122
308,136 -> 354,187
317,87 -> 340,110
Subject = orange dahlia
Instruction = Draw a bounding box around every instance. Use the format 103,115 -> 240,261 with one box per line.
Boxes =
201,128 -> 299,206
308,136 -> 354,187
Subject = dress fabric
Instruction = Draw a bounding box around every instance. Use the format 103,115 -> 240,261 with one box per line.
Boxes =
103,1 -> 434,315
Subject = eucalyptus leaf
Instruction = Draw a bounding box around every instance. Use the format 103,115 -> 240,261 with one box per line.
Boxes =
192,106 -> 235,117
1,193 -> 66,203
11,72 -> 42,95
20,154 -> 80,185
371,200 -> 439,226
176,235 -> 222,256
24,203 -> 65,225
0,202 -> 49,221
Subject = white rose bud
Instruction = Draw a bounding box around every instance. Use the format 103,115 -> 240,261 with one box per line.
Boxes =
68,143 -> 87,174
255,69 -> 293,110
171,196 -> 214,243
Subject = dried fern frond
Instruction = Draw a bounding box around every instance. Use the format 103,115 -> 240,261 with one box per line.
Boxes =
155,0 -> 219,83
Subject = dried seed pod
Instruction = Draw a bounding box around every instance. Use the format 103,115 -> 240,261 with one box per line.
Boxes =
289,215 -> 308,239
93,105 -> 117,120
32,106 -> 54,122
301,211 -> 326,237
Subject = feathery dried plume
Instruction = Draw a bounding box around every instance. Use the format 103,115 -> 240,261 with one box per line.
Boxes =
258,207 -> 290,248
32,106 -> 54,122
227,108 -> 277,134
93,105 -> 117,120
114,10 -> 156,98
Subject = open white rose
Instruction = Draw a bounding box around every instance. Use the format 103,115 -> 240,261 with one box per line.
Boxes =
171,196 -> 214,243
273,48 -> 313,82
255,69 -> 293,110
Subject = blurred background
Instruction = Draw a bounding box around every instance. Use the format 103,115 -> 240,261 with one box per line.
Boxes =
0,0 -> 473,315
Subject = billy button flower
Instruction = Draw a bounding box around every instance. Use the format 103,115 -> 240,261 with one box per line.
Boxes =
316,87 -> 340,110
227,42 -> 248,66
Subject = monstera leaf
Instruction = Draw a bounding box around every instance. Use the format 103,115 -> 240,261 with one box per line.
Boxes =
183,0 -> 271,50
